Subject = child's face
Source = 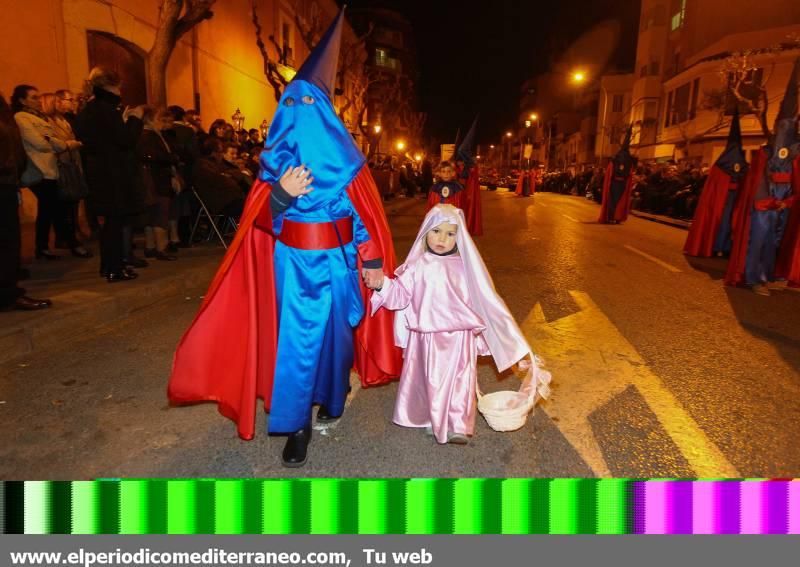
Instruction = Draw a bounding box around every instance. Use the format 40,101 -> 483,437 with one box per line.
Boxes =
426,222 -> 458,254
439,166 -> 455,182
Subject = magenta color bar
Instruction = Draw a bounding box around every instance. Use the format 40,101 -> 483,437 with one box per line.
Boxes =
692,482 -> 716,534
739,481 -> 763,534
644,481 -> 668,534
789,481 -> 800,534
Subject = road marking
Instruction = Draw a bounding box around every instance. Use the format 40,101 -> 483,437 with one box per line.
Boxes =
521,290 -> 738,477
624,245 -> 682,273
314,372 -> 361,434
562,214 -> 580,223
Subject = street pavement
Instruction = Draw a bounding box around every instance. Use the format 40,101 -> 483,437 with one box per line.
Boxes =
2,189 -> 799,479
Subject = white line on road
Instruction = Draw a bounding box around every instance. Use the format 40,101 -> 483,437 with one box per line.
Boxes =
562,214 -> 580,223
624,245 -> 682,273
522,291 -> 739,477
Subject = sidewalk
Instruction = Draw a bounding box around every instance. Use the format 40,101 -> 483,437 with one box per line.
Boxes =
1,243 -> 224,365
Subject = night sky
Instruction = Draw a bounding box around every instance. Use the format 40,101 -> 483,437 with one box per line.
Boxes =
346,0 -> 640,148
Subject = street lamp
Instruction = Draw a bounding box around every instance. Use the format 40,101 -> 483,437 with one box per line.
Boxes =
396,140 -> 406,152
525,120 -> 532,128
373,124 -> 382,134
259,119 -> 269,140
231,108 -> 245,131
571,70 -> 587,84
529,112 -> 538,122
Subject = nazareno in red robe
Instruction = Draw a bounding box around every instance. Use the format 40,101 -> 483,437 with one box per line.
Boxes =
597,162 -> 634,223
426,185 -> 465,211
515,170 -> 536,196
683,165 -> 737,257
463,164 -> 483,236
167,166 -> 403,440
775,155 -> 800,287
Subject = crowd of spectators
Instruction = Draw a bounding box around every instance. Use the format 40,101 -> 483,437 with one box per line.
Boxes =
1,65 -> 264,312
538,161 -> 709,221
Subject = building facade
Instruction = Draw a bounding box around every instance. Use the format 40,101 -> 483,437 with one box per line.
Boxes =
1,0 -> 366,244
631,0 -> 800,163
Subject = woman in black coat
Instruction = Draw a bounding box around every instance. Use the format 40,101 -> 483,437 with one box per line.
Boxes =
73,68 -> 144,282
137,107 -> 181,261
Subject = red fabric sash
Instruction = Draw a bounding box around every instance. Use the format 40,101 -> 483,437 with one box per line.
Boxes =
770,172 -> 792,184
278,217 -> 353,250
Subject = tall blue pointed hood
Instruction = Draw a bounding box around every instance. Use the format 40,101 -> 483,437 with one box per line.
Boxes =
455,116 -> 478,167
716,109 -> 748,180
768,57 -> 800,170
258,6 -> 365,212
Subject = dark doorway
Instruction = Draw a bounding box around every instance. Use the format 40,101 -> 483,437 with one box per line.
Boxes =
87,31 -> 148,106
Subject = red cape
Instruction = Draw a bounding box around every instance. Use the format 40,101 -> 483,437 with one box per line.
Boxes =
515,171 -> 536,196
775,155 -> 800,287
597,162 -> 634,223
683,165 -> 735,257
463,165 -> 483,236
167,166 -> 402,440
725,150 -> 765,287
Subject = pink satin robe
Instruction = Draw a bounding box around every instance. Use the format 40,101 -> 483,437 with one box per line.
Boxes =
371,252 -> 490,443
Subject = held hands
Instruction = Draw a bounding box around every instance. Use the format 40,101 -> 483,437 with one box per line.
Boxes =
280,165 -> 314,198
362,268 -> 384,290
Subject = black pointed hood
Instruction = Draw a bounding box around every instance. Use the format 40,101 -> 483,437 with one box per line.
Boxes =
612,124 -> 636,177
716,109 -> 748,179
769,57 -> 800,167
455,115 -> 478,166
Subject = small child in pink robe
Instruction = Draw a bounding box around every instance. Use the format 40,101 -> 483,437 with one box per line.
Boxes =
371,205 -> 549,444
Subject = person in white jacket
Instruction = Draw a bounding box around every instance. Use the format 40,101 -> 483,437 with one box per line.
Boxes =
11,85 -> 85,260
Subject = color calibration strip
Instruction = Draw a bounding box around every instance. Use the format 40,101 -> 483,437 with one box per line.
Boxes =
1,480 -> 798,534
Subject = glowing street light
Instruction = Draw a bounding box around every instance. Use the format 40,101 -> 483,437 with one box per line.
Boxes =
414,153 -> 422,161
490,144 -> 495,149
529,112 -> 539,121
396,140 -> 406,151
525,120 -> 531,128
373,124 -> 382,134
505,131 -> 513,138
571,70 -> 587,84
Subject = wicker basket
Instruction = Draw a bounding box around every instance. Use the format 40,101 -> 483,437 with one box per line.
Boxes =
477,354 -> 552,432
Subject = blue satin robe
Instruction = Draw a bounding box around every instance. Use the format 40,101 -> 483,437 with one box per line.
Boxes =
267,190 -> 371,433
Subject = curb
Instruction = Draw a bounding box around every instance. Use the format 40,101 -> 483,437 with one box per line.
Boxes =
0,258 -> 219,366
630,210 -> 692,230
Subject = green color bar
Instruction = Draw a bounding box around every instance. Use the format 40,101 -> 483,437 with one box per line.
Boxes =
576,479 -> 598,534
214,480 -> 243,534
262,480 -> 292,534
405,479 -> 437,534
50,482 -> 72,534
597,479 -> 629,534
549,479 -> 579,534
120,480 -> 148,534
24,481 -> 48,534
358,480 -> 387,534
310,479 -> 339,534
454,479 -> 483,534
501,479 -> 531,534
167,480 -> 196,534
70,481 -> 97,534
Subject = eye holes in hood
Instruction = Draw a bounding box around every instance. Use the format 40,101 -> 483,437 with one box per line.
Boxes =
284,97 -> 295,107
302,95 -> 315,105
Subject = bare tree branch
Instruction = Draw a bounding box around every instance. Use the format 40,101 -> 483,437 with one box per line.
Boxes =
251,0 -> 288,102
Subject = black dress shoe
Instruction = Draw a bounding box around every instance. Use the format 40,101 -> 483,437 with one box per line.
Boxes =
166,242 -> 180,253
155,251 -> 178,261
123,256 -> 149,268
35,250 -> 60,260
71,246 -> 93,258
316,405 -> 341,423
12,296 -> 52,310
106,270 -> 139,283
282,425 -> 312,468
